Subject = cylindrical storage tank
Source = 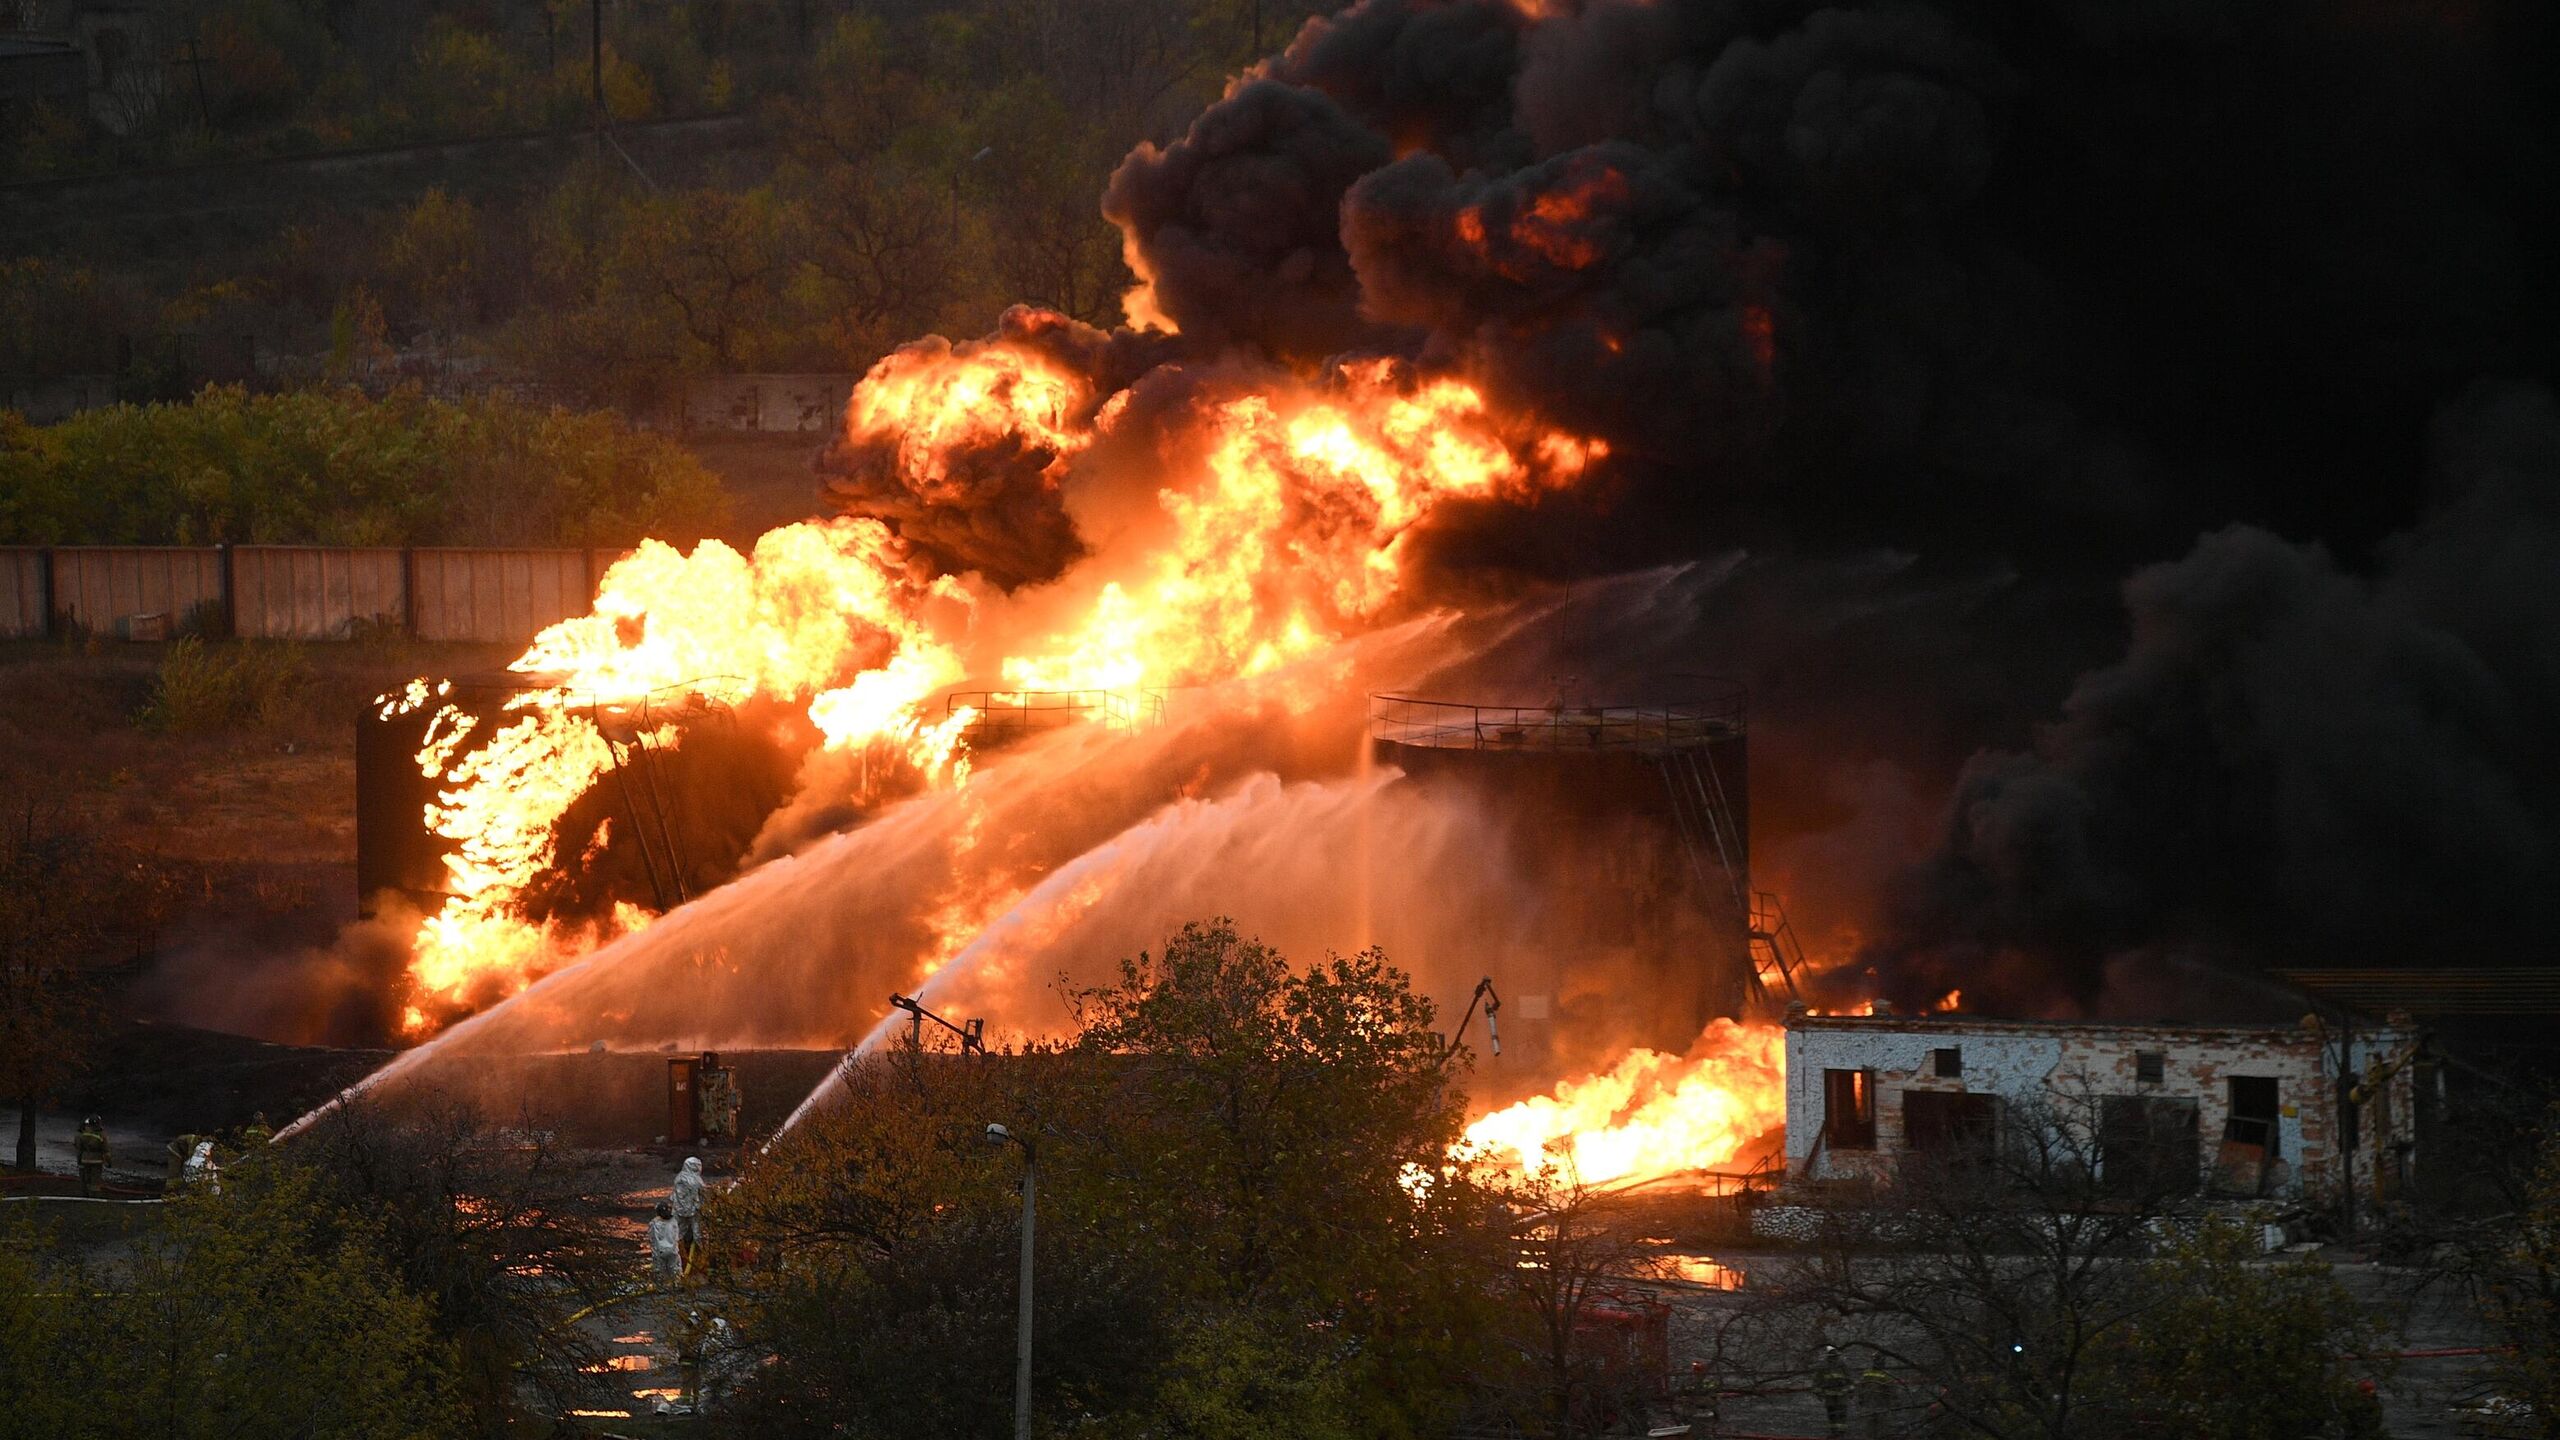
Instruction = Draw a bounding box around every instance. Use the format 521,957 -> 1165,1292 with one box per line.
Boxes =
356,674 -> 525,919
1366,687 -> 1752,1068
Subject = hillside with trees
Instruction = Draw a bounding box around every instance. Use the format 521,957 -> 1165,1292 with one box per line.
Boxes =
3,0 -> 1334,426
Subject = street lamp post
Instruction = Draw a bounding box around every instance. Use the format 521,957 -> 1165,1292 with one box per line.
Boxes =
987,1122 -> 1035,1440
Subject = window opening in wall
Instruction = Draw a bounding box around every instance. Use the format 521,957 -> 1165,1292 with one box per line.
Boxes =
1823,1067 -> 1875,1150
2227,1075 -> 2280,1158
1903,1091 -> 2000,1163
2135,1051 -> 2164,1084
2100,1095 -> 2200,1197
1932,1047 -> 1962,1078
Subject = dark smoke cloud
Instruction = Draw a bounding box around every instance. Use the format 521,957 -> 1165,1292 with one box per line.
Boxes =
1104,0 -> 2549,567
817,0 -> 2557,1007
1104,79 -> 1395,357
1869,383 -> 2560,1013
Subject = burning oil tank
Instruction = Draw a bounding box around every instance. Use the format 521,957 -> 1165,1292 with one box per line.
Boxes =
356,675 -> 523,919
356,675 -> 771,926
1368,685 -> 1777,1069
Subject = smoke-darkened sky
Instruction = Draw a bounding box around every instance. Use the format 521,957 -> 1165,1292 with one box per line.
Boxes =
823,0 -> 2560,1014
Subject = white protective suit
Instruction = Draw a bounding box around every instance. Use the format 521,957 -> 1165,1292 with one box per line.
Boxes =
182,1140 -> 221,1194
647,1214 -> 682,1280
671,1157 -> 705,1248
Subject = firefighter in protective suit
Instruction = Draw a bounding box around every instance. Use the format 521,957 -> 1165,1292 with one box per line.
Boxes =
1814,1345 -> 1852,1439
75,1117 -> 110,1196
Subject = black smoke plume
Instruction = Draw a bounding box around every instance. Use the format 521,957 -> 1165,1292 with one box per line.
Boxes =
1869,383 -> 2560,1013
818,0 -> 2558,1005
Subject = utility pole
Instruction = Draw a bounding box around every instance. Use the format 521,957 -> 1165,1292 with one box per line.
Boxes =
987,1122 -> 1036,1440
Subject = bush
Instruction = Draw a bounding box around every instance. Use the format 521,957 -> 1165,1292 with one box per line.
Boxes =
0,1164 -> 464,1440
0,384 -> 731,548
144,636 -> 310,733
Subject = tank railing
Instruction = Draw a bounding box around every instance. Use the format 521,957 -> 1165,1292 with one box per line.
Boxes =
1367,690 -> 1742,752
501,675 -> 752,732
946,687 -> 1167,737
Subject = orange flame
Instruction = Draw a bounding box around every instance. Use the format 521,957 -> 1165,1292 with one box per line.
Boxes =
1455,163 -> 1632,280
1463,1020 -> 1787,1188
1005,358 -> 1602,692
395,518 -> 971,1029
392,335 -> 1605,1033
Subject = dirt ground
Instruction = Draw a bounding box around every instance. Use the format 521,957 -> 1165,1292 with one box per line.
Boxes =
0,637 -> 516,1043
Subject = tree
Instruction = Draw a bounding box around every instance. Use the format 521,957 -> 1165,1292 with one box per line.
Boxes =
291,1089 -> 628,1431
0,805 -> 161,1173
798,162 -> 958,353
1771,1089 -> 2392,1440
2103,1220 -> 2389,1440
2432,1099 -> 2560,1434
1485,1159 -> 1661,1438
0,385 -> 729,548
715,1046 -> 1161,1440
1061,921 -> 1503,1433
0,1162 -> 464,1440
613,188 -> 797,371
380,188 -> 484,339
718,920 -> 1507,1437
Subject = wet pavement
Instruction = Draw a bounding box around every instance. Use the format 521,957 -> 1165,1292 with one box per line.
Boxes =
4,1108 -> 179,1192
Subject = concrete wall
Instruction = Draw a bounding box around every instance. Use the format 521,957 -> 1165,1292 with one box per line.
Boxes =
231,546 -> 406,640
0,548 -> 46,639
0,544 -> 622,646
407,548 -> 595,642
681,374 -> 857,433
1783,1014 -> 2421,1207
52,546 -> 224,635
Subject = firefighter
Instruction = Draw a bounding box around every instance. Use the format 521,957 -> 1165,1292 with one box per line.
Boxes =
1858,1359 -> 1896,1439
671,1157 -> 706,1269
1814,1344 -> 1853,1439
648,1201 -> 683,1284
239,1112 -> 273,1149
74,1116 -> 110,1196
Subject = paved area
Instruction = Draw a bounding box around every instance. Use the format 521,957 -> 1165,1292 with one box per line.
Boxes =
1630,1248 -> 2509,1439
5,1108 -> 179,1192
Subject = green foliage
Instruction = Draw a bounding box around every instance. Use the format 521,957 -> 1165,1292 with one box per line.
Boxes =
1148,1313 -> 1362,1440
720,920 -> 1503,1439
0,1164 -> 465,1440
2,0 -> 1288,387
291,1092 -> 628,1430
0,384 -> 729,547
2100,1220 -> 2391,1439
2473,1105 -> 2560,1427
143,637 -> 310,734
0,807 -> 160,1168
381,190 -> 483,334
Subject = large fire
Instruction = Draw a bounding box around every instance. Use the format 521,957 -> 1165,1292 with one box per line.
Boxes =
389,343 -> 1604,1030
1463,1020 -> 1788,1189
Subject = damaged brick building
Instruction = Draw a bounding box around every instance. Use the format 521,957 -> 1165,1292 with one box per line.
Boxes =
1779,1009 -> 2428,1210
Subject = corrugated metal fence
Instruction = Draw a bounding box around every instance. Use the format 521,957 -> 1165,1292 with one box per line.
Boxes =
0,545 -> 618,644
